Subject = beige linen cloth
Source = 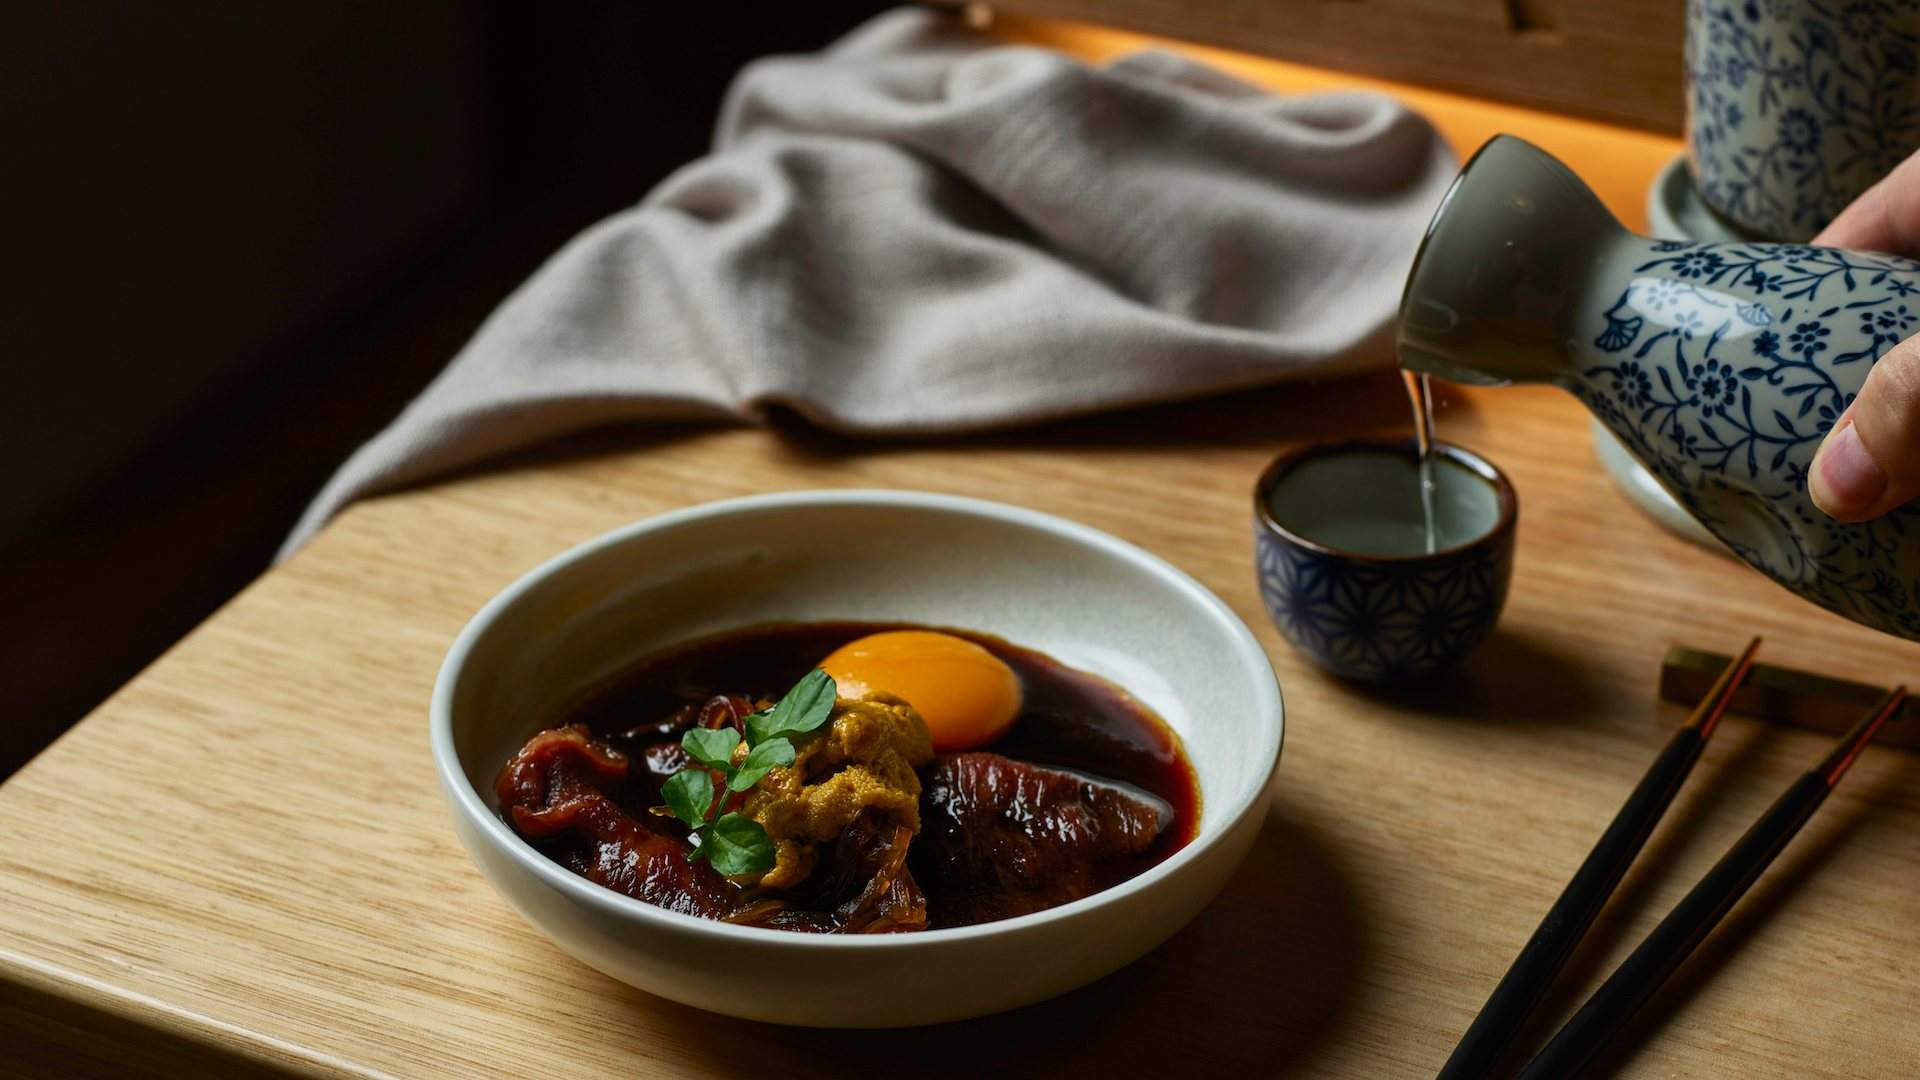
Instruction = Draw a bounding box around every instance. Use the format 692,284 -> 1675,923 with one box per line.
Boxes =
282,8 -> 1455,556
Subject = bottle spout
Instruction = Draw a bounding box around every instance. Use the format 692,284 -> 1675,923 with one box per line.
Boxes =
1396,135 -> 1629,387
1396,334 -> 1513,388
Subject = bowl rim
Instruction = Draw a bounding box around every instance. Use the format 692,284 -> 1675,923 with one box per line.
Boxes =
431,489 -> 1285,950
1253,436 -> 1518,564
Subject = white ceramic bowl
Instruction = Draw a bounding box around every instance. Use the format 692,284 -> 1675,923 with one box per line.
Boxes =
431,490 -> 1284,1027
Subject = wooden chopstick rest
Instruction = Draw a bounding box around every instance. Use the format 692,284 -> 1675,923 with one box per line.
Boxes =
1660,646 -> 1920,750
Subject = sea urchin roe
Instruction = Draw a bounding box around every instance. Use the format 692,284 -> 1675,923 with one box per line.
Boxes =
737,693 -> 934,889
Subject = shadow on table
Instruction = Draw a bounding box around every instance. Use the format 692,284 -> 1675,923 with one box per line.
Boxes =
444,371 -> 1477,485
627,795 -> 1369,1078
414,418 -> 726,489
1443,727 -> 1920,1076
377,371 -> 1462,517
1564,747 -> 1920,1077
1344,628 -> 1617,727
770,370 -> 1477,457
0,974 -> 314,1080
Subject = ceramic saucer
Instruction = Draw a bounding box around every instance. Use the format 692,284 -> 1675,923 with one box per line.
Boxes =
1646,153 -> 1750,246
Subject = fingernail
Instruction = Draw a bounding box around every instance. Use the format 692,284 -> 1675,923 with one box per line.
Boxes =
1811,421 -> 1887,518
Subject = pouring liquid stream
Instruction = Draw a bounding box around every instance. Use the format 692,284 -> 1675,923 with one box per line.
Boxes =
1404,370 -> 1439,555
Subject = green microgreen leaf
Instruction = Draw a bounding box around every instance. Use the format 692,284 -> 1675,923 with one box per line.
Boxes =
660,768 -> 715,831
702,813 -> 776,876
680,726 -> 741,771
727,737 -> 795,792
745,669 -> 837,747
657,669 -> 838,871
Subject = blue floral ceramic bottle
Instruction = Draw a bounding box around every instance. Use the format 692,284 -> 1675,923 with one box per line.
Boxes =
1399,135 -> 1920,640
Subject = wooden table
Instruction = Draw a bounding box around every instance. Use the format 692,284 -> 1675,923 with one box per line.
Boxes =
7,19 -> 1920,1080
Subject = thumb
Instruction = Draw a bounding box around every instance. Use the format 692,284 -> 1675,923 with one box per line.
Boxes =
1809,333 -> 1920,521
1813,146 -> 1920,255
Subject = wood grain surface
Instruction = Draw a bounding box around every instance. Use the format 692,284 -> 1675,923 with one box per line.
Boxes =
5,22 -> 1920,1080
983,1 -> 1687,133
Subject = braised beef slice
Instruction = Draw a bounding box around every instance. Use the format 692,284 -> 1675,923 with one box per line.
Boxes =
830,818 -> 927,933
913,752 -> 1173,925
757,812 -> 929,934
494,724 -> 741,920
495,722 -> 927,934
609,695 -> 748,757
607,695 -> 755,805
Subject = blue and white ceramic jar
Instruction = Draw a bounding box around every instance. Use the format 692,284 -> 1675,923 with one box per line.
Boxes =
1400,135 -> 1920,640
1686,0 -> 1920,240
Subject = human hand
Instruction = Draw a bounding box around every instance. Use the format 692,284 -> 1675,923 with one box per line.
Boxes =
1807,151 -> 1920,522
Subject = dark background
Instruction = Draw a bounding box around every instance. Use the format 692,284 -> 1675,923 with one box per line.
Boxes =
1,0 -> 890,776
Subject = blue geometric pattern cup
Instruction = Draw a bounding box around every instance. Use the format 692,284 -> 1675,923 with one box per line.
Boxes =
1253,439 -> 1517,682
1687,0 -> 1920,241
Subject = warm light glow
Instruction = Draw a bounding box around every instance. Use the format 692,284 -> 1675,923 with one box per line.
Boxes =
992,16 -> 1681,232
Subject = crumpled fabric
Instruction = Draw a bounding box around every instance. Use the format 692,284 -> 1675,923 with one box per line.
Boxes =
282,8 -> 1454,555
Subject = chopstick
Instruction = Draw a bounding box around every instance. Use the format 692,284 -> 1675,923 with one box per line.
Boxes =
1515,685 -> 1907,1079
1435,636 -> 1761,1080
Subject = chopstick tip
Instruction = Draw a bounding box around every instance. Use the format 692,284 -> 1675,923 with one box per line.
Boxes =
1816,685 -> 1906,785
1686,636 -> 1763,736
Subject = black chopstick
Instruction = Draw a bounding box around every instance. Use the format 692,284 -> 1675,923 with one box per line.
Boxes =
1515,684 -> 1907,1079
1436,637 -> 1761,1080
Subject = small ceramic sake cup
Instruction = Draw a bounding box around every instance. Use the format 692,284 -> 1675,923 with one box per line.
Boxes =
1253,438 -> 1517,682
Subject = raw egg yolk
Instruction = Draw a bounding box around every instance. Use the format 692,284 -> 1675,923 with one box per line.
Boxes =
820,631 -> 1022,752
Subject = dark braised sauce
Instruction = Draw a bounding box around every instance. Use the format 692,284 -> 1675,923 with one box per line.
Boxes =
512,621 -> 1200,930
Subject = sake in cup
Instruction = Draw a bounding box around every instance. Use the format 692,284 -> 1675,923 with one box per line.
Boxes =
1253,438 -> 1517,682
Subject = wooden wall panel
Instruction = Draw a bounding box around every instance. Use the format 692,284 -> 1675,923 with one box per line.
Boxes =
975,0 -> 1686,132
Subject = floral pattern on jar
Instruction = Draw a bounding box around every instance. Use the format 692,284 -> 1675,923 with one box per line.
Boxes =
1686,0 -> 1920,240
